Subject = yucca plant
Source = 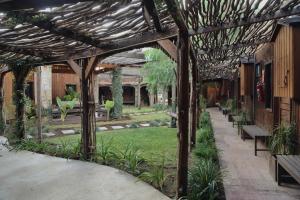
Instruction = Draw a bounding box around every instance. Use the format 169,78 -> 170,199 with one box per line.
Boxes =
188,159 -> 223,200
119,144 -> 143,174
96,137 -> 114,164
139,157 -> 168,191
269,122 -> 296,155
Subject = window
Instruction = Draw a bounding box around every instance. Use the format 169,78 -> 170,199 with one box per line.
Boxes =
264,63 -> 272,109
65,84 -> 77,95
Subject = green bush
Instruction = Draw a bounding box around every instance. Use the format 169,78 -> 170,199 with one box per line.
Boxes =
139,158 -> 168,191
189,111 -> 223,200
194,144 -> 218,161
188,159 -> 223,200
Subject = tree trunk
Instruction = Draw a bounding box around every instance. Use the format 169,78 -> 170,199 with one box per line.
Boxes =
112,68 -> 123,118
11,65 -> 32,140
176,30 -> 189,199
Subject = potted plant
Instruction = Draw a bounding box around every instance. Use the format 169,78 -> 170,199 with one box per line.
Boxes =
104,100 -> 114,121
268,122 -> 296,181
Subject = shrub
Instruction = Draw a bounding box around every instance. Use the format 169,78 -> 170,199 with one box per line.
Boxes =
194,144 -> 218,161
188,159 -> 223,200
269,122 -> 297,155
56,97 -> 77,122
128,123 -> 139,128
139,158 -> 168,191
96,137 -> 114,164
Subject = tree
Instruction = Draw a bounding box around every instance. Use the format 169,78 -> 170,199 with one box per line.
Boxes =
56,97 -> 77,123
104,100 -> 114,121
112,67 -> 123,118
143,48 -> 176,105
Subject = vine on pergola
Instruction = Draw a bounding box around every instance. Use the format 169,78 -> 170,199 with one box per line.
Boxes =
8,60 -> 33,140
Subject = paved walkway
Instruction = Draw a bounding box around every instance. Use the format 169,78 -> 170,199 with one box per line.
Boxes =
0,150 -> 170,200
209,108 -> 300,200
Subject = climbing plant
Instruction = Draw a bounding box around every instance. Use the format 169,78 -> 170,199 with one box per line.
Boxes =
9,61 -> 33,140
112,68 -> 123,119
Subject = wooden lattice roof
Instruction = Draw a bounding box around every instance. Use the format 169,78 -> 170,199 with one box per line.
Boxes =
0,0 -> 175,65
1,0 -> 300,80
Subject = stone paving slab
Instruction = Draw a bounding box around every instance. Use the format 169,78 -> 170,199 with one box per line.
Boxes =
42,132 -> 56,137
0,150 -> 170,200
97,127 -> 108,131
111,126 -> 124,130
61,130 -> 75,135
140,123 -> 150,127
208,108 -> 300,200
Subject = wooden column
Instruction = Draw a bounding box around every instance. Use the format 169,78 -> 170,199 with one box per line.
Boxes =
11,65 -> 32,139
171,79 -> 177,128
36,66 -> 42,143
80,59 -> 96,160
177,30 -> 190,198
0,72 -> 6,135
190,52 -> 197,147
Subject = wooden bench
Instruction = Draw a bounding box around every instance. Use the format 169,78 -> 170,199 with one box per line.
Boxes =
241,125 -> 271,156
277,155 -> 300,185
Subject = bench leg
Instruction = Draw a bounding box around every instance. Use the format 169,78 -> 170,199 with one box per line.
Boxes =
254,136 -> 257,156
277,162 -> 282,186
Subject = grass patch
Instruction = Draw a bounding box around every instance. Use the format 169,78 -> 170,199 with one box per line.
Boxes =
123,106 -> 156,114
50,112 -> 170,130
47,127 -> 177,165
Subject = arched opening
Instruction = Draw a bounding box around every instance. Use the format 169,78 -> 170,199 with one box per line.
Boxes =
123,86 -> 135,105
99,86 -> 112,104
140,86 -> 150,106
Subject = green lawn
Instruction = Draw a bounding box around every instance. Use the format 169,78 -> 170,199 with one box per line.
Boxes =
123,106 -> 156,114
47,127 -> 178,165
50,112 -> 170,130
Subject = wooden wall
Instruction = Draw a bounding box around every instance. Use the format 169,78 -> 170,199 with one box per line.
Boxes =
240,63 -> 253,96
254,44 -> 275,132
273,26 -> 298,99
52,73 -> 80,102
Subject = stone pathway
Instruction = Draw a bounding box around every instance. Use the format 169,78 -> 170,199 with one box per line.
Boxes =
208,108 -> 300,200
0,150 -> 170,200
34,120 -> 170,139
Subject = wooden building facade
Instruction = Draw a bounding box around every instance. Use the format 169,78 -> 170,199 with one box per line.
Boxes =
239,23 -> 300,150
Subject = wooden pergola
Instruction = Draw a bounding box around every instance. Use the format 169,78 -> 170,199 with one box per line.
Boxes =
1,0 -> 300,198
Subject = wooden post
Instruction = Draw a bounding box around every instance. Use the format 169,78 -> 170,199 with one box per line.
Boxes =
190,52 -> 197,148
0,72 -> 5,135
171,79 -> 177,128
176,30 -> 190,198
80,59 -> 96,160
11,65 -> 32,139
36,66 -> 42,143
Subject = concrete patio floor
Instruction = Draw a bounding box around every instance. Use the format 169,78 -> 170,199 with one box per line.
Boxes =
209,108 -> 300,200
0,150 -> 170,200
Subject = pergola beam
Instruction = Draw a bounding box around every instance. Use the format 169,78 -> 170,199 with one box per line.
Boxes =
67,59 -> 82,78
143,0 -> 163,32
157,39 -> 177,61
197,39 -> 269,55
189,6 -> 300,35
